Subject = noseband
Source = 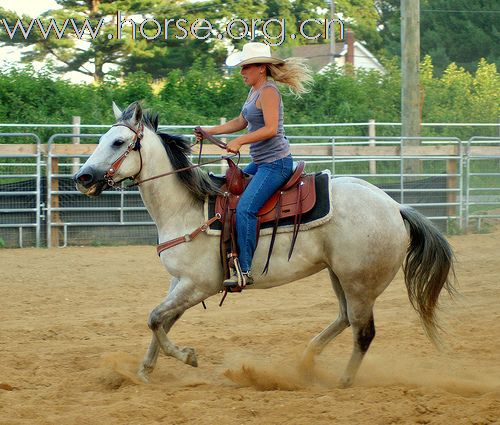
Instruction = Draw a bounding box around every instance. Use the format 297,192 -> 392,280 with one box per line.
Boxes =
104,122 -> 144,187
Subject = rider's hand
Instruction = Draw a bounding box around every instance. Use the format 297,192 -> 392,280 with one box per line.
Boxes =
226,139 -> 242,154
193,127 -> 206,143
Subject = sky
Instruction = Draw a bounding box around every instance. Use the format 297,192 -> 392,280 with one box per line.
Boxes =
0,0 -> 204,83
2,0 -> 59,17
0,0 -> 94,82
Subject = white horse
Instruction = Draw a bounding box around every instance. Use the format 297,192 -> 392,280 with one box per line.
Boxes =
74,102 -> 455,387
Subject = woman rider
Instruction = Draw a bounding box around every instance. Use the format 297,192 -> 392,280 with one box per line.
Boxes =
195,42 -> 312,291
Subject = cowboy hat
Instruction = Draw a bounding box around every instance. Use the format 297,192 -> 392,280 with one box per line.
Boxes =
225,42 -> 285,67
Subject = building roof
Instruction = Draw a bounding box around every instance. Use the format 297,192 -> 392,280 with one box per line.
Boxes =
290,43 -> 344,71
290,42 -> 385,73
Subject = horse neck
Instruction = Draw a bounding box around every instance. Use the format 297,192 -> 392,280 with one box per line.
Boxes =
137,129 -> 203,234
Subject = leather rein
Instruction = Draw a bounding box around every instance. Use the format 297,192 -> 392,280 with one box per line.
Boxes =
104,123 -> 240,306
103,123 -> 235,189
103,123 -> 228,257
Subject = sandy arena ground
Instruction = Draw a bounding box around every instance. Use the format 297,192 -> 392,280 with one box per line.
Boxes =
1,229 -> 499,425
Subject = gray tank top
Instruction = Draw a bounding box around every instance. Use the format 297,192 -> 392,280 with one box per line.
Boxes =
241,80 -> 290,164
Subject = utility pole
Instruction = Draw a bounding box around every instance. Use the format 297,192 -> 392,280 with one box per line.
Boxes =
401,0 -> 421,174
329,0 -> 336,62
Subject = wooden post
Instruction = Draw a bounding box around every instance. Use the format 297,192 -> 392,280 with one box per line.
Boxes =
71,116 -> 81,175
369,119 -> 376,174
330,0 -> 336,62
51,157 -> 60,247
220,117 -> 227,175
401,0 -> 422,176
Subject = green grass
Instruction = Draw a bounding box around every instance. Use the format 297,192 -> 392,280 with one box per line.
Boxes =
446,218 -> 464,235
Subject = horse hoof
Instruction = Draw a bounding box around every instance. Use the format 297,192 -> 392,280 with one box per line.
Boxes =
299,351 -> 315,371
339,377 -> 353,389
137,372 -> 150,384
137,366 -> 151,383
183,347 -> 198,367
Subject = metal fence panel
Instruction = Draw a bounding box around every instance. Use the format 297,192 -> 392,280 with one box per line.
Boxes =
4,130 -> 497,248
287,135 -> 463,232
0,133 -> 42,248
45,134 -> 464,247
465,137 -> 500,232
46,133 -> 158,248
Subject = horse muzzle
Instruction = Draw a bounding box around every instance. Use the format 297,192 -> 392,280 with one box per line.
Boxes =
73,166 -> 109,197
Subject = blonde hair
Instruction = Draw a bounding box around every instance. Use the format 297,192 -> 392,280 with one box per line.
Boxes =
265,57 -> 314,96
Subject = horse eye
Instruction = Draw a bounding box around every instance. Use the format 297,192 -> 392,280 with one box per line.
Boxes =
113,139 -> 125,147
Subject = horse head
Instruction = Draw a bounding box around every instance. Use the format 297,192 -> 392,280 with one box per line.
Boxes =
73,101 -> 145,196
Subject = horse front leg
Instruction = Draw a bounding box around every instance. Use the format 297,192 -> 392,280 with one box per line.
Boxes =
146,280 -> 210,371
138,278 -> 181,382
138,335 -> 160,383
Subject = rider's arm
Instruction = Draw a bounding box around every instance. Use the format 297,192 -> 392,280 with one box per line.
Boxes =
206,114 -> 248,135
229,87 -> 279,147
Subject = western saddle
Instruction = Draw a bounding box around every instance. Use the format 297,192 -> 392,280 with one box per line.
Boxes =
215,157 -> 316,280
156,128 -> 317,293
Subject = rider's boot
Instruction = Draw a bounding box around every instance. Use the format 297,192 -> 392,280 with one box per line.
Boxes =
223,269 -> 254,292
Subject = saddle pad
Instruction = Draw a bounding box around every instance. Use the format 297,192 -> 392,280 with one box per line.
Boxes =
204,170 -> 333,236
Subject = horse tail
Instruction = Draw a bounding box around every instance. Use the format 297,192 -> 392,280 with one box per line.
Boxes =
400,206 -> 456,344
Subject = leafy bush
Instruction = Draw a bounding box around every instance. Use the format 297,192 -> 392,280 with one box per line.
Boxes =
0,56 -> 498,141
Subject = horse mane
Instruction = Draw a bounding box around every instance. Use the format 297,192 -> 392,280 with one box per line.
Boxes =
119,104 -> 220,202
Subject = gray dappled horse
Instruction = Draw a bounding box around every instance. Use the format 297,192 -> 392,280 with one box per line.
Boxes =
74,102 -> 455,386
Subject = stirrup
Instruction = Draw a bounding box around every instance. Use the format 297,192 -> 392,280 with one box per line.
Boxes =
223,272 -> 254,292
223,259 -> 253,292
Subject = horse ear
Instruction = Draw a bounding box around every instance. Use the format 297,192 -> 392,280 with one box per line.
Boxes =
112,101 -> 122,120
129,101 -> 143,126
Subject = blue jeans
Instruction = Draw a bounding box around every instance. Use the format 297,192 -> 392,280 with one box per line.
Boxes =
236,154 -> 294,271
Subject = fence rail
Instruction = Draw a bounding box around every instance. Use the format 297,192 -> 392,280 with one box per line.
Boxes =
465,137 -> 500,231
0,133 -> 42,248
1,132 -> 500,248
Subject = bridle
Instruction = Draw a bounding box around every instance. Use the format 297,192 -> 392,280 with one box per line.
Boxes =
102,123 -> 239,305
104,122 -> 240,189
102,123 -> 236,189
104,122 -> 144,187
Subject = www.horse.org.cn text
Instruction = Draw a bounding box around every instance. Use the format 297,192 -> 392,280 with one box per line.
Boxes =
1,13 -> 345,46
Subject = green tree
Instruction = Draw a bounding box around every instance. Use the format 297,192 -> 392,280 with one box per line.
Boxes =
375,0 -> 500,74
373,0 -> 399,57
335,0 -> 381,49
420,55 -> 500,137
420,0 -> 499,74
0,1 -> 187,81
1,0 -> 387,81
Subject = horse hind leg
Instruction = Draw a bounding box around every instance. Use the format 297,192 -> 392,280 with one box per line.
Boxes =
301,269 -> 350,368
339,296 -> 376,388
